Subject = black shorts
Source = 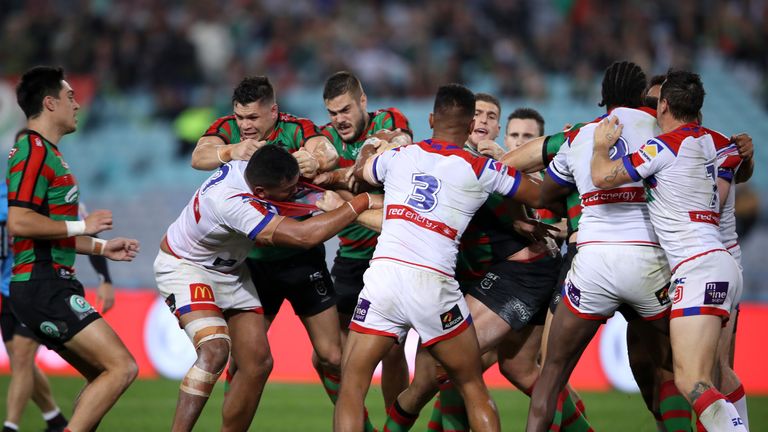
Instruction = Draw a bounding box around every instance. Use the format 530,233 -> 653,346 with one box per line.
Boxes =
550,242 -> 578,313
467,255 -> 562,330
8,278 -> 101,351
248,246 -> 336,317
331,256 -> 369,316
1,294 -> 37,343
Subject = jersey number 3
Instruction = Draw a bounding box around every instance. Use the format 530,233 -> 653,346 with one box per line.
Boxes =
407,173 -> 441,212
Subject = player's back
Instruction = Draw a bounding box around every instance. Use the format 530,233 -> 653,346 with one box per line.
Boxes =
641,125 -> 724,270
166,161 -> 272,273
372,139 -> 517,277
551,107 -> 660,246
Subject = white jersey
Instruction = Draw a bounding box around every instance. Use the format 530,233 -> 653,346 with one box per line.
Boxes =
548,107 -> 661,247
623,123 -> 725,272
369,139 -> 524,276
165,161 -> 276,273
707,128 -> 742,250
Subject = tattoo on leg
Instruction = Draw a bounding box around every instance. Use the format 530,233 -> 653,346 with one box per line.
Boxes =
688,381 -> 712,403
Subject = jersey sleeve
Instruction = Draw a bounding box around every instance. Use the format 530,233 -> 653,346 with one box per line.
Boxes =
6,137 -> 51,211
621,138 -> 676,181
716,143 -> 742,182
369,148 -> 400,185
202,116 -> 236,144
219,195 -> 277,240
292,117 -> 322,148
380,108 -> 413,137
545,144 -> 575,188
476,158 -> 523,198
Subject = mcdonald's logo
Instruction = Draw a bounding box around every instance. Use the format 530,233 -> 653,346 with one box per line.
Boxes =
189,283 -> 215,302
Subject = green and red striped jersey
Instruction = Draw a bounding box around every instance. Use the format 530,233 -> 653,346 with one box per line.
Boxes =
203,112 -> 321,153
321,108 -> 411,260
455,143 -> 531,284
203,112 -> 322,261
7,131 -> 79,281
542,122 -> 596,234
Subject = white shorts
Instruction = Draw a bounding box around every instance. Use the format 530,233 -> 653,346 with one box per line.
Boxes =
563,244 -> 671,321
350,260 -> 471,346
154,251 -> 262,318
670,250 -> 742,321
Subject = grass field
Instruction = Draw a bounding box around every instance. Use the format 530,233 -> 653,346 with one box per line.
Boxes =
1,376 -> 766,431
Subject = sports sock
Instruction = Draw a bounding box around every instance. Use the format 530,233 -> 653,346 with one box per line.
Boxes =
2,421 -> 19,432
693,388 -> 746,431
726,384 -> 749,431
658,380 -> 692,432
320,371 -> 341,404
438,381 -> 469,431
575,397 -> 587,418
426,397 -> 444,432
548,391 -> 565,432
383,400 -> 419,432
223,365 -> 234,394
561,390 -> 594,432
320,372 -> 375,431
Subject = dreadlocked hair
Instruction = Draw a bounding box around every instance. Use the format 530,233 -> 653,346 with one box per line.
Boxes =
599,61 -> 647,109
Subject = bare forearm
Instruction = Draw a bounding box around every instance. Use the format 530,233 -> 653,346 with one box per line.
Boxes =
8,207 -> 68,239
273,206 -> 358,249
353,144 -> 377,181
735,158 -> 754,184
191,136 -> 230,171
500,136 -> 546,173
356,209 -> 383,233
590,150 -> 627,189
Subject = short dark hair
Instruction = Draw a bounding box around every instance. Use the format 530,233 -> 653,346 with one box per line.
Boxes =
599,61 -> 646,109
16,66 -> 65,119
233,76 -> 275,106
434,84 -> 475,122
475,93 -> 501,117
508,108 -> 545,136
643,74 -> 667,108
323,71 -> 363,101
660,69 -> 705,123
245,144 -> 299,189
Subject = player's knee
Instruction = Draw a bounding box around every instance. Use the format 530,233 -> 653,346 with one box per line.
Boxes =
184,316 -> 231,369
119,357 -> 139,388
498,360 -> 536,390
315,345 -> 342,372
237,348 -> 273,380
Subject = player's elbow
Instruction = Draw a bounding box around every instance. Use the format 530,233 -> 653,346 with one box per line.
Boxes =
592,173 -> 610,189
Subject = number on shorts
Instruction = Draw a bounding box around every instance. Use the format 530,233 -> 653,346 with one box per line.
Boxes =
406,173 -> 441,212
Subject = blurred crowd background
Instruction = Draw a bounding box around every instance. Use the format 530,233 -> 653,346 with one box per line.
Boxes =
0,0 -> 767,299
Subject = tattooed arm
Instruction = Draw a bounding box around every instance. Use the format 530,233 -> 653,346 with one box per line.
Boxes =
590,117 -> 635,189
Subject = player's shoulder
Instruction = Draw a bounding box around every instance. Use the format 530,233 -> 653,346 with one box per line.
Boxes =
613,106 -> 657,120
654,123 -> 707,155
700,126 -> 730,150
211,114 -> 236,125
278,111 -> 316,126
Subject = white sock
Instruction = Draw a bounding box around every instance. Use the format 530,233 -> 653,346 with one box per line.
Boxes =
42,408 -> 61,421
729,393 -> 749,430
698,397 -> 747,431
3,421 -> 19,430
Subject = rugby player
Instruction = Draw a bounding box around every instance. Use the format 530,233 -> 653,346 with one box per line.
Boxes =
414,98 -> 590,432
190,76 -> 347,418
1,182 -> 68,432
334,84 -> 543,432
590,70 -> 747,431
526,61 -> 679,432
6,66 -> 140,432
155,145 -> 378,431
315,71 -> 412,408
